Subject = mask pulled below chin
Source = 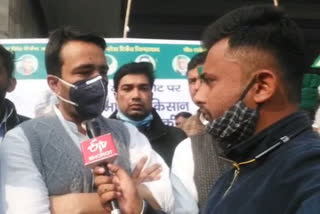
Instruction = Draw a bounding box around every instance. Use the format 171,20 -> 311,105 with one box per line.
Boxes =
206,100 -> 259,149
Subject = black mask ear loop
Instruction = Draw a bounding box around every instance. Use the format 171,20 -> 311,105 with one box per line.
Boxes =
239,74 -> 265,111
239,76 -> 257,101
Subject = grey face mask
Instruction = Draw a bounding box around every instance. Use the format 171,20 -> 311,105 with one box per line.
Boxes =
206,78 -> 259,148
57,75 -> 108,120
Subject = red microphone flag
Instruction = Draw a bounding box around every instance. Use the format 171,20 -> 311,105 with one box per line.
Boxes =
81,133 -> 118,168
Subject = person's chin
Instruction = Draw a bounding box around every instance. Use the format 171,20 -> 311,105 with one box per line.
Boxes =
127,110 -> 146,120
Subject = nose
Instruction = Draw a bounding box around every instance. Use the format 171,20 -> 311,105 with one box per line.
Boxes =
194,79 -> 201,92
194,82 -> 208,107
131,88 -> 140,99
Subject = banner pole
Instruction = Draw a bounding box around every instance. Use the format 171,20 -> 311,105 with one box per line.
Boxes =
123,0 -> 133,38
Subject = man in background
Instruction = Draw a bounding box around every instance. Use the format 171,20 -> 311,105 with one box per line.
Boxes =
181,52 -> 208,136
0,44 -> 28,142
0,43 -> 29,214
174,111 -> 192,129
171,51 -> 229,211
110,62 -> 187,167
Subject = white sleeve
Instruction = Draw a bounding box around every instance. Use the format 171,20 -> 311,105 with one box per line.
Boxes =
0,127 -> 50,214
124,123 -> 174,213
171,138 -> 198,202
313,107 -> 320,128
170,173 -> 199,214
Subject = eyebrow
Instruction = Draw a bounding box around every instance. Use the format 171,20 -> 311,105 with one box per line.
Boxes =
200,73 -> 206,80
121,83 -> 150,87
74,64 -> 108,71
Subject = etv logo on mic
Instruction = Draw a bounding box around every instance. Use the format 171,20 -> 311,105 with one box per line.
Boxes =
81,133 -> 118,168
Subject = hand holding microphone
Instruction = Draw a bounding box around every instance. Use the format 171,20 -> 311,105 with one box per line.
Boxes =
81,119 -> 143,214
81,119 -> 121,214
94,164 -> 144,214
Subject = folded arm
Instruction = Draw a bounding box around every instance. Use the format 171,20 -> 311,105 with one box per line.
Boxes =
126,123 -> 174,213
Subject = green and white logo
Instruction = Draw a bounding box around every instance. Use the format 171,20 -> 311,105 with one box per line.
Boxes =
15,54 -> 38,76
172,54 -> 190,76
135,54 -> 156,70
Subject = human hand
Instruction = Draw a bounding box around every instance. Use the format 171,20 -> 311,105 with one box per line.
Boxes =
94,164 -> 143,214
131,156 -> 162,185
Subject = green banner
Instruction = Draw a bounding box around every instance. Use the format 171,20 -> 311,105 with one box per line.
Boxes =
3,39 -> 204,80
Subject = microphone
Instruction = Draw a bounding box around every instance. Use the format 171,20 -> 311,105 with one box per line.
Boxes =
81,119 -> 121,214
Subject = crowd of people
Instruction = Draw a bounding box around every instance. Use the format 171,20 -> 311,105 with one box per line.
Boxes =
0,4 -> 320,214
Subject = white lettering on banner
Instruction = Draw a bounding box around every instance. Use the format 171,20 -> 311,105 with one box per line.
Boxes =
163,119 -> 175,126
163,114 -> 176,126
167,85 -> 181,92
153,84 -> 164,93
152,98 -> 165,111
164,102 -> 189,112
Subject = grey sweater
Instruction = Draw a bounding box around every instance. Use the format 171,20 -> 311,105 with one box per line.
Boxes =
191,133 -> 230,211
20,112 -> 131,195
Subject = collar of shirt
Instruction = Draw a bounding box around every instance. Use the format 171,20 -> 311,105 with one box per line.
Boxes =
0,106 -> 13,141
53,105 -> 89,149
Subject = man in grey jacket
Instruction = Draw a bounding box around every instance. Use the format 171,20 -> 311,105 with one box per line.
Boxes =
0,27 -> 173,214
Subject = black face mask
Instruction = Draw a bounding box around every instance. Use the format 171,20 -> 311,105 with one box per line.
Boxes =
57,75 -> 108,120
206,77 -> 259,148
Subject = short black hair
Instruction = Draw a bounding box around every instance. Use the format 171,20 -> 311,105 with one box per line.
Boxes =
202,5 -> 306,103
187,52 -> 207,71
0,44 -> 15,79
113,62 -> 155,92
175,111 -> 192,120
45,26 -> 106,77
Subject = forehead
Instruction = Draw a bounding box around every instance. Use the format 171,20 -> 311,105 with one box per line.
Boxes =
119,74 -> 150,86
203,39 -> 244,78
187,67 -> 201,78
60,40 -> 105,63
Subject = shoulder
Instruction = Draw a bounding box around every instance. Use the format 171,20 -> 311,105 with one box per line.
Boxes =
166,125 -> 187,137
1,126 -> 29,155
18,115 -> 54,130
181,114 -> 205,136
17,114 -> 30,123
174,137 -> 192,154
273,130 -> 320,178
268,132 -> 320,205
99,116 -> 145,140
100,117 -> 127,127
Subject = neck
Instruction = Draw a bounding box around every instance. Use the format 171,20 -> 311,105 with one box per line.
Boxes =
57,103 -> 86,134
254,103 -> 298,134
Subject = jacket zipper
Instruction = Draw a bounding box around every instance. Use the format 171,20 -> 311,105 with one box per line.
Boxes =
219,156 -> 241,199
222,168 -> 239,198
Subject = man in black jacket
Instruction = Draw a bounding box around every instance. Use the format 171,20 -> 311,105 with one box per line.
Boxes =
110,62 -> 187,167
195,5 -> 320,214
0,44 -> 28,142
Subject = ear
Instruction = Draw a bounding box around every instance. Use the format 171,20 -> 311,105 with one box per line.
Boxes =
47,75 -> 60,95
6,78 -> 16,93
251,70 -> 276,104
